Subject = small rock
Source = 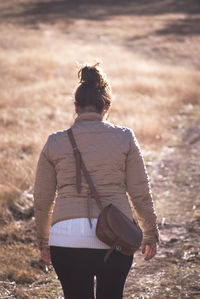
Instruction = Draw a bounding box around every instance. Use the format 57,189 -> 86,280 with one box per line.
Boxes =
169,238 -> 178,243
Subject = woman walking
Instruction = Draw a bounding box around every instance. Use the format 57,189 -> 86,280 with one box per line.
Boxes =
33,63 -> 159,299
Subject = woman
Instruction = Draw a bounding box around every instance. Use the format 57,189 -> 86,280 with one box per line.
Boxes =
33,63 -> 159,299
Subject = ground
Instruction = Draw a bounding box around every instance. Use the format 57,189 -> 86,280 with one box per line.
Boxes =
0,0 -> 200,298
125,118 -> 200,299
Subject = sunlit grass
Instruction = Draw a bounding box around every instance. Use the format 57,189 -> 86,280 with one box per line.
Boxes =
0,0 -> 200,296
1,13 -> 200,220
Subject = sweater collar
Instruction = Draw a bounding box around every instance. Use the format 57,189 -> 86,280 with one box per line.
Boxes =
74,112 -> 104,123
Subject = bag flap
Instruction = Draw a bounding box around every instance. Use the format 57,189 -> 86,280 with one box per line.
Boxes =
106,204 -> 143,247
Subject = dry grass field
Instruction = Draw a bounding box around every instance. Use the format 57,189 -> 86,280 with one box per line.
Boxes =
0,0 -> 200,298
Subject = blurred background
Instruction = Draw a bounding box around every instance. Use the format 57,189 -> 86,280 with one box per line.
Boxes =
0,1 -> 200,298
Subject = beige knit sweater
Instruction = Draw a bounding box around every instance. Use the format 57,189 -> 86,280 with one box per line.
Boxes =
33,112 -> 159,249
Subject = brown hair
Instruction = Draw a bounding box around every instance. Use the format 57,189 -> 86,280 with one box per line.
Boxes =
75,63 -> 112,113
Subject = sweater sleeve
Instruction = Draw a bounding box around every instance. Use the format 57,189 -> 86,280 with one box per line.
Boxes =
33,136 -> 57,249
125,130 -> 159,244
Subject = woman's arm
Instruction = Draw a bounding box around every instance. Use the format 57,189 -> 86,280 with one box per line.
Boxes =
125,130 -> 159,256
33,136 -> 57,250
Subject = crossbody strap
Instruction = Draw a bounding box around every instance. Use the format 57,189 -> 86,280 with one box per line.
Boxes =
67,128 -> 104,212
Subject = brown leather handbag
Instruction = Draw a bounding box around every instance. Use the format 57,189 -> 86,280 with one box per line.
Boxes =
67,128 -> 143,262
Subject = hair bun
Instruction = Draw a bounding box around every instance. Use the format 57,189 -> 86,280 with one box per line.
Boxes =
79,64 -> 104,88
75,62 -> 112,113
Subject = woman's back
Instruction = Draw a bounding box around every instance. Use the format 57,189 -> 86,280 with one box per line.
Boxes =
50,112 -> 131,194
34,111 -> 148,229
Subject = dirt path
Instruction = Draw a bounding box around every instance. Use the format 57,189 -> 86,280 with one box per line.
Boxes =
125,119 -> 200,299
1,121 -> 200,299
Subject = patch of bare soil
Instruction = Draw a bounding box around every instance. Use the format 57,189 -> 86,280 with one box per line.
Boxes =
125,119 -> 200,299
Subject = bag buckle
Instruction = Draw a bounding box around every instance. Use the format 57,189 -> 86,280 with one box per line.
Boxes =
116,245 -> 122,252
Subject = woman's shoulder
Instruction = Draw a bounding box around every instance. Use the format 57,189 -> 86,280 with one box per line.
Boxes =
44,130 -> 69,149
47,129 -> 68,140
103,120 -> 134,138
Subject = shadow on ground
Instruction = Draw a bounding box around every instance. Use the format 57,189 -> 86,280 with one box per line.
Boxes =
1,0 -> 200,37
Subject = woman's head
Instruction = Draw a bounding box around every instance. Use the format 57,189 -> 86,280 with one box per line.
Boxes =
74,63 -> 112,115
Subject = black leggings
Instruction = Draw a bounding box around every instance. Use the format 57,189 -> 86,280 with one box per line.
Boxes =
50,246 -> 133,299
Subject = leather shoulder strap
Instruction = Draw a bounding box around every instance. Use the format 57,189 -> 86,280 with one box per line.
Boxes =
67,128 -> 82,194
67,128 -> 103,211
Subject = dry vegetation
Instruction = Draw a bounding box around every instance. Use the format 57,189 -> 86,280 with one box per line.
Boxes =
0,0 -> 200,298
